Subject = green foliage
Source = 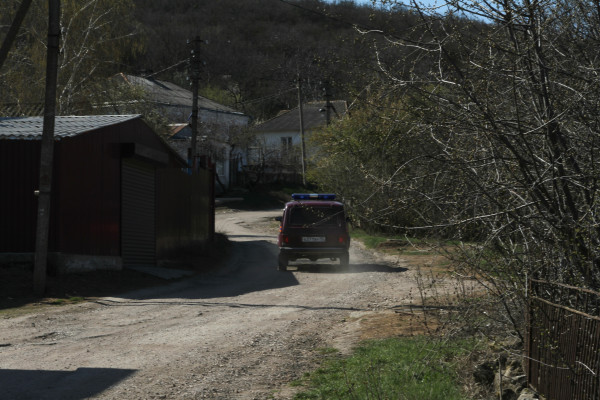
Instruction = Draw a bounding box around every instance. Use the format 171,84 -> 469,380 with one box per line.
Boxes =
199,85 -> 238,109
306,0 -> 600,342
309,94 -> 451,236
295,337 -> 474,400
350,231 -> 389,249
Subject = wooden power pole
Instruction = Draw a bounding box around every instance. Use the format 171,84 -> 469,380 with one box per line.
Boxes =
188,36 -> 202,173
297,75 -> 307,187
323,79 -> 332,126
33,0 -> 60,295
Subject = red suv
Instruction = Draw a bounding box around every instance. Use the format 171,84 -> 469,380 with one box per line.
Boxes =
276,193 -> 350,270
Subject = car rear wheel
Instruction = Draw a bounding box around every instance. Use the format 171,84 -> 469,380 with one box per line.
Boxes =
339,251 -> 349,267
278,252 -> 288,271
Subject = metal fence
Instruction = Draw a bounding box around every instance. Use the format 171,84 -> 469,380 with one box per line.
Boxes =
156,167 -> 214,259
526,279 -> 600,400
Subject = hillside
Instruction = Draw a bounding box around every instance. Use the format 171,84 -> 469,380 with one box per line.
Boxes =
130,0 -> 422,120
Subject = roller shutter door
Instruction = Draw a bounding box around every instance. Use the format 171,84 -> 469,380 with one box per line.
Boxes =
121,158 -> 156,265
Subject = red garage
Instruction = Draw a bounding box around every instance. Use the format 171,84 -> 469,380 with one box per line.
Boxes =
0,115 -> 213,273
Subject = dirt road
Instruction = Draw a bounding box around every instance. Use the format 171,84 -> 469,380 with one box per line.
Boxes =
0,209 -> 421,400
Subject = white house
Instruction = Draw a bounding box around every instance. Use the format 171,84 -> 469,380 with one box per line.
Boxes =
248,100 -> 347,183
114,73 -> 252,191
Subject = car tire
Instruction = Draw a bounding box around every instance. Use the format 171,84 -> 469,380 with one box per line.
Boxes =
339,251 -> 349,268
278,253 -> 288,271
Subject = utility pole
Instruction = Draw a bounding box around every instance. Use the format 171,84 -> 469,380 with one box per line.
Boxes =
297,74 -> 307,187
33,0 -> 60,296
323,79 -> 332,126
188,36 -> 202,173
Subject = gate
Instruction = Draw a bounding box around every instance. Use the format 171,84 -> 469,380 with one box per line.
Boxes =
121,158 -> 156,265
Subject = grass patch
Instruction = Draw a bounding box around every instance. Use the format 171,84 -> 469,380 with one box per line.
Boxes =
295,336 -> 475,400
350,229 -> 430,250
316,347 -> 340,355
350,230 -> 392,249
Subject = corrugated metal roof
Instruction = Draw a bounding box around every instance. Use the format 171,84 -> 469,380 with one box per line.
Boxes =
0,115 -> 142,140
253,101 -> 348,133
117,73 -> 244,115
0,103 -> 45,117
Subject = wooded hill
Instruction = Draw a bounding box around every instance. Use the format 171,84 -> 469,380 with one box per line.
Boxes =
0,0 -> 472,121
130,0 -> 435,121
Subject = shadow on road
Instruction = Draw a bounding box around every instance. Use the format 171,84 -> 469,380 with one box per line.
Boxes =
114,240 -> 408,302
0,367 -> 136,400
93,298 -> 364,313
292,263 -> 408,274
117,240 -> 301,301
226,234 -> 274,240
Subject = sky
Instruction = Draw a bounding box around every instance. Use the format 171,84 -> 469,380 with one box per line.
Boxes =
326,0 -> 451,14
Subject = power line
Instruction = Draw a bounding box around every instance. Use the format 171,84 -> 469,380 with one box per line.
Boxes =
237,87 -> 296,106
144,59 -> 188,79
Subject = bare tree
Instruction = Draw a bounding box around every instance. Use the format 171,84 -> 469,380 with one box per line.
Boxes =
0,0 -> 141,114
312,0 -> 600,337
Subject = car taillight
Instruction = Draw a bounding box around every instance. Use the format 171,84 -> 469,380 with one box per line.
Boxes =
282,235 -> 290,244
338,235 -> 346,244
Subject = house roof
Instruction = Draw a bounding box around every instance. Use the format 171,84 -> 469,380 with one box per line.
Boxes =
0,115 -> 142,140
0,103 -> 45,118
116,73 -> 244,116
169,123 -> 190,140
253,101 -> 348,133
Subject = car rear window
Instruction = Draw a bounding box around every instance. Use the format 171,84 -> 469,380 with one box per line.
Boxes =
289,206 -> 344,227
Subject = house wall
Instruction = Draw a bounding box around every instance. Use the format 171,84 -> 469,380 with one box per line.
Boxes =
0,140 -> 44,252
168,136 -> 233,193
250,129 -> 318,165
254,130 -> 301,149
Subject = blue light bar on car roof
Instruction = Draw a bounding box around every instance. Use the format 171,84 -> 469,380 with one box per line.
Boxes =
292,193 -> 336,200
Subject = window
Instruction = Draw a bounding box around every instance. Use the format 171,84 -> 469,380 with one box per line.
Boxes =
281,136 -> 292,156
289,206 -> 342,227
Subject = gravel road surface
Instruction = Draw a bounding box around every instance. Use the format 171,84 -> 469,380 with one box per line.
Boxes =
0,209 -> 421,400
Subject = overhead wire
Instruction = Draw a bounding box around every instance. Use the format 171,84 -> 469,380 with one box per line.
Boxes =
144,59 -> 189,79
237,87 -> 297,106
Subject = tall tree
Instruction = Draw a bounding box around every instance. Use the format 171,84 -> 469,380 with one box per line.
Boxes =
312,0 -> 600,338
0,0 -> 142,114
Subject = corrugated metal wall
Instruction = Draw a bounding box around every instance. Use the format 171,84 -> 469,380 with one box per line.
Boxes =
0,141 -> 41,252
156,167 -> 213,259
527,279 -> 600,400
52,128 -> 121,256
121,158 -> 156,266
51,118 -> 179,259
1,118 -> 214,269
